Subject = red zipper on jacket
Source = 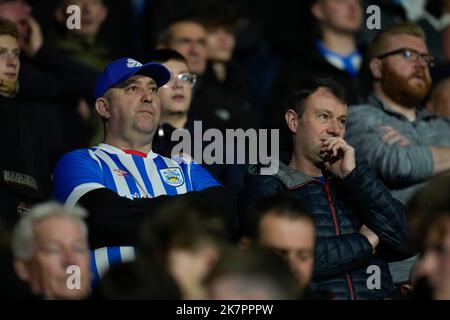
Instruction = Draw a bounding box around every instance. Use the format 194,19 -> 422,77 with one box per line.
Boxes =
324,180 -> 356,300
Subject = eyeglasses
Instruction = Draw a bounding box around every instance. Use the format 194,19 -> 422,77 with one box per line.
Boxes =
377,48 -> 435,68
162,72 -> 197,88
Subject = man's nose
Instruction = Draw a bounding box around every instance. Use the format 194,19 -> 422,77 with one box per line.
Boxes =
7,55 -> 18,68
142,90 -> 155,103
63,249 -> 79,267
327,120 -> 341,136
419,252 -> 438,277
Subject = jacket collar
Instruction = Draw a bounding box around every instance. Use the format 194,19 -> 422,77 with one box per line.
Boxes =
249,160 -> 319,189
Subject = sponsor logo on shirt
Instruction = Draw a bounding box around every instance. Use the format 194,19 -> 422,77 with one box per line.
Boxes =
113,169 -> 129,177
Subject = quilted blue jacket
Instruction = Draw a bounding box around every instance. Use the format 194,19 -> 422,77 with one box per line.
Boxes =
240,161 -> 413,300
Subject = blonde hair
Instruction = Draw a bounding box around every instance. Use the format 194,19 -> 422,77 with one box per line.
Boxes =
368,22 -> 426,62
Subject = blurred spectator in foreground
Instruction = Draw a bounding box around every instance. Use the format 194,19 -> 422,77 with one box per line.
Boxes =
408,175 -> 450,300
92,260 -> 181,300
205,247 -> 299,300
140,198 -> 230,299
11,201 -> 91,299
241,194 -> 317,298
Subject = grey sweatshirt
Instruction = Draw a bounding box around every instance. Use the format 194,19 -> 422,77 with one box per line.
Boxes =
346,94 -> 450,205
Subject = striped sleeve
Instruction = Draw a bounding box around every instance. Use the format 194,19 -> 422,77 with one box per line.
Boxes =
53,149 -> 105,206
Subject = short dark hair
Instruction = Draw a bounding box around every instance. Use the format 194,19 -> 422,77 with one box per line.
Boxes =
286,77 -> 347,117
205,247 -> 299,299
408,175 -> 450,251
157,18 -> 204,47
93,260 -> 181,300
194,0 -> 238,33
148,48 -> 188,65
140,198 -> 228,260
242,194 -> 315,240
0,18 -> 19,39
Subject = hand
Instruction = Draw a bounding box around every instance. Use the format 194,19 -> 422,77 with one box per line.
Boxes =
379,125 -> 412,146
19,16 -> 43,57
321,137 -> 356,179
360,224 -> 379,255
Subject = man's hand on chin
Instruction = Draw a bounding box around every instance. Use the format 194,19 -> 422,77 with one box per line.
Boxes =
321,137 -> 356,179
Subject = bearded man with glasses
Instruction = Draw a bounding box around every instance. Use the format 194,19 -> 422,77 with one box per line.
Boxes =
346,22 -> 450,288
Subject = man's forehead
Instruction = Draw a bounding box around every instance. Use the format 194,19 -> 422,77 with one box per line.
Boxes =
171,21 -> 206,38
308,88 -> 347,114
385,34 -> 428,52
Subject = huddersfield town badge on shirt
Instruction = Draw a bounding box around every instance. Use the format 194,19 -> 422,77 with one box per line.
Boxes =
160,168 -> 184,187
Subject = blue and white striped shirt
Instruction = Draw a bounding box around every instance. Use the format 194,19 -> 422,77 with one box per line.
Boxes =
53,143 -> 219,206
53,143 -> 220,284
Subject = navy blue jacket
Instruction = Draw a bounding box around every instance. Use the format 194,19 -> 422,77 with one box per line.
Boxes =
240,161 -> 413,300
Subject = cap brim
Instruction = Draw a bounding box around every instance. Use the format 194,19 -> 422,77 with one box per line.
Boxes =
134,62 -> 171,88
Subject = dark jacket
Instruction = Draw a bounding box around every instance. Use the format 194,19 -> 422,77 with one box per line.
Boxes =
240,161 -> 413,300
0,96 -> 52,230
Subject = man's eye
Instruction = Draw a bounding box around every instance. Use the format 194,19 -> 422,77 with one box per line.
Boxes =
339,119 -> 346,126
179,74 -> 190,81
150,86 -> 158,93
403,50 -> 414,59
127,86 -> 138,92
43,247 -> 60,254
319,114 -> 328,120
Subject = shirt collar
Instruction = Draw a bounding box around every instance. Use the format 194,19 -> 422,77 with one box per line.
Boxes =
95,143 -> 158,159
368,94 -> 437,121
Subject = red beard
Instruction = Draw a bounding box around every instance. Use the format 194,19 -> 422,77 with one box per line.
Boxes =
380,63 -> 432,108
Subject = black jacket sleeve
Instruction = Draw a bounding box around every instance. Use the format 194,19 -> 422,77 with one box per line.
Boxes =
78,186 -> 237,248
339,162 -> 415,260
313,234 -> 373,279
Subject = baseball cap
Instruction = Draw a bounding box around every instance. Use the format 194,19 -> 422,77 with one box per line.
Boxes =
94,58 -> 171,98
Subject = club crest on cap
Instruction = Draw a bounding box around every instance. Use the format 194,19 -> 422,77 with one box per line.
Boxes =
127,58 -> 142,68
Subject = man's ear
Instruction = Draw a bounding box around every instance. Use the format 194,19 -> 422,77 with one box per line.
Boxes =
311,1 -> 325,21
95,97 -> 110,119
98,5 -> 108,25
285,109 -> 298,134
426,99 -> 435,113
370,58 -> 382,80
14,259 -> 30,282
239,237 -> 252,250
54,6 -> 65,25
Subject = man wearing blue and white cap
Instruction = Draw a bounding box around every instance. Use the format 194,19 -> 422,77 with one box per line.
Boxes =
52,58 -> 237,252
